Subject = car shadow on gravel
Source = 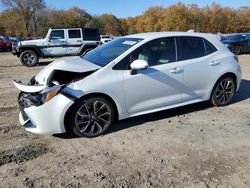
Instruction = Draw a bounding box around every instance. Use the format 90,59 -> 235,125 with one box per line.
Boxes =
231,79 -> 250,103
54,79 -> 250,139
37,61 -> 53,66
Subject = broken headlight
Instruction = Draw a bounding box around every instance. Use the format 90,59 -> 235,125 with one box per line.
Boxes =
41,85 -> 64,104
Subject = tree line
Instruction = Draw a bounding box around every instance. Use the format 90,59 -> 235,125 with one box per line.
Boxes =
0,0 -> 249,37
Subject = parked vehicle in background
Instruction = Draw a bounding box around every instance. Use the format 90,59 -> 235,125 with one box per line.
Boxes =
14,32 -> 241,137
0,34 -> 12,51
100,35 -> 112,44
221,33 -> 250,55
9,37 -> 24,48
12,28 -> 100,66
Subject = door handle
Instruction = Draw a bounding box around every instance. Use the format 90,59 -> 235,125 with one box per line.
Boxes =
170,67 -> 183,74
209,61 -> 220,66
77,40 -> 83,42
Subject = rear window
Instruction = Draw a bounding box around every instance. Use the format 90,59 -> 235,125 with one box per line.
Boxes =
68,29 -> 81,38
83,28 -> 100,41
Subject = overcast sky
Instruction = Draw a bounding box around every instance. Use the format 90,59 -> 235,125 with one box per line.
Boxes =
0,0 -> 249,18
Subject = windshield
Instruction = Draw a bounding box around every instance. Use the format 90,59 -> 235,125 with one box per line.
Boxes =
82,37 -> 143,67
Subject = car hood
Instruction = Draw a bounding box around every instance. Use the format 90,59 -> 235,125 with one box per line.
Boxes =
19,39 -> 46,45
35,56 -> 101,85
13,56 -> 101,93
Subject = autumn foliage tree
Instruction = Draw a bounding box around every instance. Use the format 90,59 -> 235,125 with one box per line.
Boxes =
0,2 -> 249,37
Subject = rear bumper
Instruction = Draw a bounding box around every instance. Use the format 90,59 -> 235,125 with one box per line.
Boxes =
19,93 -> 74,135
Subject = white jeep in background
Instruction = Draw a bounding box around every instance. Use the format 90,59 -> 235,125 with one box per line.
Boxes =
12,28 -> 100,66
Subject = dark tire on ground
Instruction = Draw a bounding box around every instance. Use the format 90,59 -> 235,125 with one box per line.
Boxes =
210,76 -> 236,106
20,50 -> 39,67
2,45 -> 6,52
80,48 -> 93,56
231,46 -> 241,55
67,96 -> 115,138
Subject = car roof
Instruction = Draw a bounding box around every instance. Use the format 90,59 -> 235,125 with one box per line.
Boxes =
125,32 -> 216,40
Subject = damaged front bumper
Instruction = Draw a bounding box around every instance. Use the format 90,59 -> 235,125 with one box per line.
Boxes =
15,81 -> 75,135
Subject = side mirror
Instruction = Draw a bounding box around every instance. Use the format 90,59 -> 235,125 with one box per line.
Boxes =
130,59 -> 148,75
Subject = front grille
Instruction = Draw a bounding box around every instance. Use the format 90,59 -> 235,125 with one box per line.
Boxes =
18,92 -> 43,123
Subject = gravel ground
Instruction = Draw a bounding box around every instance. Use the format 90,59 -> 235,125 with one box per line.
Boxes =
0,52 -> 250,188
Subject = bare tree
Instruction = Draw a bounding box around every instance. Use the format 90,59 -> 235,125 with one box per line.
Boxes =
1,0 -> 45,36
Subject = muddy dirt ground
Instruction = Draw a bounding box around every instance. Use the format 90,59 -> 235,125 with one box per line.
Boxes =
0,53 -> 250,188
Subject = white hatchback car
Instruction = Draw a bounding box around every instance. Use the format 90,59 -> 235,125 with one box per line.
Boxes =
14,32 -> 242,137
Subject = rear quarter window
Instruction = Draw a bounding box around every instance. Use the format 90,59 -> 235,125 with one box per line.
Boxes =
204,39 -> 217,55
83,28 -> 100,41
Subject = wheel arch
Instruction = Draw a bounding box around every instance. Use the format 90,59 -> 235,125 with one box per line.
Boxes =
79,44 -> 98,55
210,72 -> 237,100
18,46 -> 43,57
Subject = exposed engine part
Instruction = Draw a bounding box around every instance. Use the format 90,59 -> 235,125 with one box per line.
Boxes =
47,70 -> 97,85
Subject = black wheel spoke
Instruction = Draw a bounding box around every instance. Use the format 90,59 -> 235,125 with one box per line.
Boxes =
95,121 -> 103,132
83,104 -> 91,116
90,124 -> 95,134
95,104 -> 105,114
80,122 -> 90,132
77,111 -> 89,118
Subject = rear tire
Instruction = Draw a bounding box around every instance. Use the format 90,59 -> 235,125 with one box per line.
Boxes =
2,45 -> 6,52
80,48 -> 93,56
20,50 -> 39,67
231,46 -> 241,55
210,76 -> 236,106
67,96 -> 115,137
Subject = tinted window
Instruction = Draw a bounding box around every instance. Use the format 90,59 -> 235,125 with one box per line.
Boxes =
83,28 -> 100,41
131,37 -> 176,67
68,29 -> 81,38
178,37 -> 205,60
50,30 -> 65,40
204,39 -> 217,55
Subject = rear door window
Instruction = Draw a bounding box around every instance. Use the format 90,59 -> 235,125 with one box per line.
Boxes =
68,29 -> 81,39
178,36 -> 205,60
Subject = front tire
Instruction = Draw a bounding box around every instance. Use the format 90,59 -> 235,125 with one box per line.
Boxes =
210,76 -> 236,106
68,96 -> 115,137
20,50 -> 39,67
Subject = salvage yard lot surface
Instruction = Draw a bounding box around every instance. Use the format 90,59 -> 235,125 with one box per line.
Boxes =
0,53 -> 250,187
